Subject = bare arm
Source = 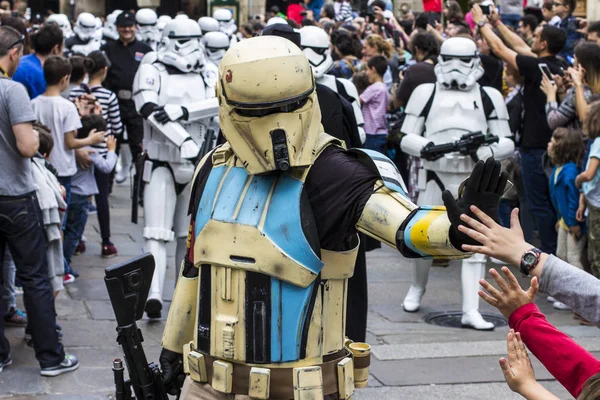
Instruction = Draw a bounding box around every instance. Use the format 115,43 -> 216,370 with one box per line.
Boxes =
64,129 -> 105,150
471,5 -> 518,71
12,122 -> 39,158
576,158 -> 600,187
574,83 -> 590,123
495,21 -> 537,57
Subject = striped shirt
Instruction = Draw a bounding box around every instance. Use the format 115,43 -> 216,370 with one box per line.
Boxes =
335,1 -> 353,22
69,84 -> 123,156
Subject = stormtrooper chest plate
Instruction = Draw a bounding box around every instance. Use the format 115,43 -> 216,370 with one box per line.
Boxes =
424,87 -> 488,142
158,72 -> 207,106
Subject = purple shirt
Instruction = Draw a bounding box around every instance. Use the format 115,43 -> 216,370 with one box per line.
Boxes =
360,81 -> 389,135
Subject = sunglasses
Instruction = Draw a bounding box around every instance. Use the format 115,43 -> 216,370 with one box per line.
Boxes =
552,2 -> 564,6
7,34 -> 25,50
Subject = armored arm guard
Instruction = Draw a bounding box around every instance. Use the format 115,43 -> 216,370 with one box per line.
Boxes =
478,86 -> 515,161
399,83 -> 434,157
351,149 -> 467,259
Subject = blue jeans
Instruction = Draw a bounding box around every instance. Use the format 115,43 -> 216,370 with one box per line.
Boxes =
519,148 -> 557,254
0,192 -> 64,367
364,134 -> 387,155
501,14 -> 521,31
57,176 -> 72,230
63,194 -> 89,266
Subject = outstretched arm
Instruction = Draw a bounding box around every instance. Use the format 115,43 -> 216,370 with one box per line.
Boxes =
471,5 -> 519,72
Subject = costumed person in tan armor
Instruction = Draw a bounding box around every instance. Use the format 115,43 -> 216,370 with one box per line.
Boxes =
158,36 -> 508,399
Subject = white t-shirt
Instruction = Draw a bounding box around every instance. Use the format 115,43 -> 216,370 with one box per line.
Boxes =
31,95 -> 82,177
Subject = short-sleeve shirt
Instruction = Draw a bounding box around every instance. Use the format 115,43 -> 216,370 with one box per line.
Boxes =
13,54 -> 46,100
31,95 -> 83,177
0,78 -> 37,196
583,138 -> 600,208
360,81 -> 389,135
516,54 -> 566,149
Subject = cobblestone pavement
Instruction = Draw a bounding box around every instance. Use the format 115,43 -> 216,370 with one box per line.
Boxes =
1,181 -> 594,399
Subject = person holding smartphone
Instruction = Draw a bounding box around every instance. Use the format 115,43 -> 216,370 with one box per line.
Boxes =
473,3 -> 568,258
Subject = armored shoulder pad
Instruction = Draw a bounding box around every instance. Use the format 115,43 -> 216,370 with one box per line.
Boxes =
202,63 -> 219,89
348,148 -> 408,196
481,86 -> 509,121
404,83 -> 435,118
134,62 -> 161,93
336,77 -> 360,103
140,51 -> 158,65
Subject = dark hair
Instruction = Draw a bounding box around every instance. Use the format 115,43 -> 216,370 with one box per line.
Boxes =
332,31 -> 354,56
43,56 -> 72,86
241,22 -> 255,36
251,21 -> 264,32
520,14 -> 538,32
399,19 -> 413,36
352,71 -> 370,95
34,121 -> 53,156
269,5 -> 280,14
448,20 -> 471,35
84,51 -> 111,76
542,1 -> 553,11
550,128 -> 584,166
445,1 -> 464,22
540,25 -> 567,55
31,22 -> 63,56
414,13 -> 429,30
2,16 -> 26,34
301,18 -> 316,26
574,41 -> 600,93
563,0 -> 576,12
586,102 -> 600,139
287,19 -> 300,29
367,55 -> 388,76
589,21 -> 600,35
78,114 -> 106,139
322,3 -> 335,19
411,32 -> 439,59
0,25 -> 24,57
69,56 -> 86,83
371,0 -> 387,10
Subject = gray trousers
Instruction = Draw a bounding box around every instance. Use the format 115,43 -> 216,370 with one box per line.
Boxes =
1,249 -> 16,312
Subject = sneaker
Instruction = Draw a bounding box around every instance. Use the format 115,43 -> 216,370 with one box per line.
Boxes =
40,354 -> 79,377
63,274 -> 75,284
101,243 -> 118,258
88,203 -> 97,215
547,296 -> 557,303
0,356 -> 12,373
553,301 -> 571,310
4,307 -> 27,327
73,241 -> 86,256
69,268 -> 79,278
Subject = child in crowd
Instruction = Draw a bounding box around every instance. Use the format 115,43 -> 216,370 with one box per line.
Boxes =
63,115 -> 117,273
60,55 -> 85,99
31,56 -> 104,279
69,51 -> 123,258
359,55 -> 389,154
576,102 -> 600,279
547,128 -> 586,311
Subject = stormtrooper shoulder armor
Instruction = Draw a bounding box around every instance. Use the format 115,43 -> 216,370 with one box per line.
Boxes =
133,60 -> 162,111
201,62 -> 219,89
481,86 -> 509,121
336,77 -> 360,103
401,83 -> 435,138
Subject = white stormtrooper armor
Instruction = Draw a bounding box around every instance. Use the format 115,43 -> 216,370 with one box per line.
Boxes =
47,13 -> 74,39
300,26 -> 366,144
400,37 -> 514,330
266,16 -> 288,26
202,31 -> 229,65
197,16 -> 219,34
103,10 -> 122,42
174,14 -> 190,20
136,8 -> 161,51
133,19 -> 220,319
157,15 -> 172,35
213,8 -> 238,46
66,12 -> 102,56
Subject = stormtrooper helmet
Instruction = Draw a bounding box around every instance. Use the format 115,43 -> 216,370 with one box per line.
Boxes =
203,31 -> 229,64
47,13 -> 73,38
198,16 -> 220,34
213,8 -> 236,36
434,37 -> 484,90
103,10 -> 122,41
136,9 -> 159,44
157,15 -> 172,33
158,19 -> 206,73
174,14 -> 190,20
74,12 -> 97,41
299,26 -> 333,79
266,16 -> 288,26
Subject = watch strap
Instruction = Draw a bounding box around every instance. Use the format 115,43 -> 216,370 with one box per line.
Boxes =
520,248 -> 542,276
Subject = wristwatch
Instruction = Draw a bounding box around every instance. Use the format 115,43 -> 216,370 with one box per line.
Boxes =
477,17 -> 489,28
520,248 -> 542,276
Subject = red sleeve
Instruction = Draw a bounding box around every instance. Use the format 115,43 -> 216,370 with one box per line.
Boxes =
509,303 -> 600,398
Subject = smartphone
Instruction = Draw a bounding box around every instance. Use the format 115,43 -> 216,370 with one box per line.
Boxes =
538,63 -> 554,83
480,4 -> 491,15
393,30 -> 401,48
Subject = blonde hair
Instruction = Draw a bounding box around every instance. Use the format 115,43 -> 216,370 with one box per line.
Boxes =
365,34 -> 392,59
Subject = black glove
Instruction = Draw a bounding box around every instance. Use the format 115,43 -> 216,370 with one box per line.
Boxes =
154,106 -> 189,124
159,348 -> 185,396
442,157 -> 508,249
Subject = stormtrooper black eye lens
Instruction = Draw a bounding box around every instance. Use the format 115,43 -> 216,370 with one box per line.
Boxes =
460,58 -> 472,63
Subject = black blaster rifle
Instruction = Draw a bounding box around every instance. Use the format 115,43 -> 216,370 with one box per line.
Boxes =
131,152 -> 146,224
420,132 -> 499,162
105,254 -> 171,400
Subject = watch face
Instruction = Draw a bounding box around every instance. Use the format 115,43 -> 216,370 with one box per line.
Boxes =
523,252 -> 537,265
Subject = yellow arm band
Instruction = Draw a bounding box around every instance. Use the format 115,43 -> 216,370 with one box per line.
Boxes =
161,268 -> 199,353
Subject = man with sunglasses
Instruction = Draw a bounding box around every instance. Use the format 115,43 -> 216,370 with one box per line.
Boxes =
0,26 -> 78,377
552,0 -> 583,59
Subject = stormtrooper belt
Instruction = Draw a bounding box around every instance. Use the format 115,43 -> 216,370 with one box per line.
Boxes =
184,347 -> 359,399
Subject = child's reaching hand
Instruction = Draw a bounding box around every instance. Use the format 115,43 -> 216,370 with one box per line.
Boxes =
106,135 -> 117,153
